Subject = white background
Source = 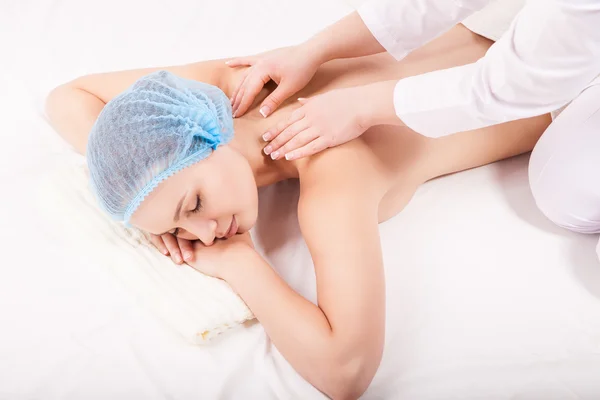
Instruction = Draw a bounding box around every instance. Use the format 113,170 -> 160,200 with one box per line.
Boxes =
1,0 -> 600,399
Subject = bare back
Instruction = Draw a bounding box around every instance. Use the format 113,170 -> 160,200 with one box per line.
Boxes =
61,24 -> 550,223
47,25 -> 553,395
231,24 -> 551,222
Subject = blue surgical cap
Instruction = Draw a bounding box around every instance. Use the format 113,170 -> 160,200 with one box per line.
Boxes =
86,70 -> 234,227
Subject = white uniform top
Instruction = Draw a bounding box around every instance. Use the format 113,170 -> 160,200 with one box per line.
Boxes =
357,0 -> 600,137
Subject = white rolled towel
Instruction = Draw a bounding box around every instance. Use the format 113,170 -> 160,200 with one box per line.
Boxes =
36,159 -> 254,344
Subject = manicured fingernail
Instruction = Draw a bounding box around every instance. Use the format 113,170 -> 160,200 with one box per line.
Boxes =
264,145 -> 272,155
232,111 -> 237,118
271,151 -> 279,160
162,249 -> 169,255
285,153 -> 294,160
259,106 -> 270,118
175,255 -> 182,263
262,132 -> 271,141
184,252 -> 193,261
225,61 -> 231,65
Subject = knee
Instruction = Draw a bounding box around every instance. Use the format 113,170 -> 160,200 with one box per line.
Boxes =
528,139 -> 600,234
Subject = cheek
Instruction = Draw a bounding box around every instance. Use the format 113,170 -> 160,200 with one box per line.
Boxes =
222,162 -> 258,212
178,231 -> 198,241
205,157 -> 258,229
239,184 -> 259,231
217,182 -> 256,216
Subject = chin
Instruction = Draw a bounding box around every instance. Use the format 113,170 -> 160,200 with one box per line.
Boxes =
239,213 -> 257,234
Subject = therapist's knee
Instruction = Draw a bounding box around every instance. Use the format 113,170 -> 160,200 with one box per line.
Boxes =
528,124 -> 600,234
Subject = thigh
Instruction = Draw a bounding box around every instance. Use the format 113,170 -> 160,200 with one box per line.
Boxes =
529,83 -> 600,233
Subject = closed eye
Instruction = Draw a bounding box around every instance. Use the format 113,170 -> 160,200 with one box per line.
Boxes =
191,194 -> 202,213
171,194 -> 202,237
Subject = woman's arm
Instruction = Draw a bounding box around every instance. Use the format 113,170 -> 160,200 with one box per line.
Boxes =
219,153 -> 385,399
44,61 -> 230,154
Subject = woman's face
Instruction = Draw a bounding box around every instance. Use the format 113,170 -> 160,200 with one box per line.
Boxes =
130,145 -> 258,245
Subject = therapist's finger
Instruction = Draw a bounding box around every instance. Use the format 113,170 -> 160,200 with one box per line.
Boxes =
265,118 -> 310,159
234,71 -> 271,118
276,127 -> 321,160
232,70 -> 258,116
284,136 -> 329,161
231,70 -> 250,111
259,82 -> 297,118
178,237 -> 194,262
162,233 -> 183,264
262,108 -> 305,144
225,57 -> 256,68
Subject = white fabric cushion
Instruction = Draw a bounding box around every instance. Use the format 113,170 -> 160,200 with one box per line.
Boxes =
36,157 -> 254,344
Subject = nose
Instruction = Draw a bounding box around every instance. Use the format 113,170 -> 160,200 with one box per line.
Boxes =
187,219 -> 218,246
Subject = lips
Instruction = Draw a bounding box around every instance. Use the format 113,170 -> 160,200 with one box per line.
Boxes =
224,216 -> 238,239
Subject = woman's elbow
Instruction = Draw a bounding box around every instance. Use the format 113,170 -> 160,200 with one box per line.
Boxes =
45,84 -> 67,120
326,363 -> 371,399
44,82 -> 104,155
44,83 -> 77,135
323,348 -> 382,399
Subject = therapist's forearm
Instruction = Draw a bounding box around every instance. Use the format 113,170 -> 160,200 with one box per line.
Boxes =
302,11 -> 386,65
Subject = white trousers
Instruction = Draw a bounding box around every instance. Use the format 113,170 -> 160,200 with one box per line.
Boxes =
529,80 -> 600,237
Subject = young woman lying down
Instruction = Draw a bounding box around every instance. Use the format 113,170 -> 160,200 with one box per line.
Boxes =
45,23 -> 550,400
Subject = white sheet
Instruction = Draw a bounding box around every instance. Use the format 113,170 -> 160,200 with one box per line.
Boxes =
2,0 -> 600,399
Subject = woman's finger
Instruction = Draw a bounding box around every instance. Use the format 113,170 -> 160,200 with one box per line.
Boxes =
284,136 -> 329,161
225,57 -> 255,68
277,127 -> 321,160
178,237 -> 195,262
149,234 -> 169,255
264,118 -> 309,158
234,71 -> 271,118
162,233 -> 184,264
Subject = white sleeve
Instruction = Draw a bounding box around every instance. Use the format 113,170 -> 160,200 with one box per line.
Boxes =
357,0 -> 491,61
393,0 -> 600,138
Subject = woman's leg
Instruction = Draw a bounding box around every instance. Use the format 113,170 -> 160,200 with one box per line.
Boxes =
529,81 -> 600,233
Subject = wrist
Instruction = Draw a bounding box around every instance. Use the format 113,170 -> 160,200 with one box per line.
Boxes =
358,80 -> 404,128
300,36 -> 333,66
219,244 -> 262,282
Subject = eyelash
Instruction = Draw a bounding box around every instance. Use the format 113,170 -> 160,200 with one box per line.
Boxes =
191,194 -> 202,214
172,195 -> 202,237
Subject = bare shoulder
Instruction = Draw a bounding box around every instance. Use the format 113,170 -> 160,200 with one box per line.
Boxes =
296,142 -> 385,233
298,141 -> 384,197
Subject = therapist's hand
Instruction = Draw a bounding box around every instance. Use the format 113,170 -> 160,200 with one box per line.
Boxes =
263,80 -> 403,160
262,87 -> 369,160
227,45 -> 322,118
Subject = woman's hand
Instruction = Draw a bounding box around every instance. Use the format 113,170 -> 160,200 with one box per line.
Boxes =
227,44 -> 323,118
185,232 -> 255,279
148,233 -> 195,265
263,80 -> 403,160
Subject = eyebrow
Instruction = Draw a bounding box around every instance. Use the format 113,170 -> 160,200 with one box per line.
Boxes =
157,191 -> 187,236
174,191 -> 187,223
